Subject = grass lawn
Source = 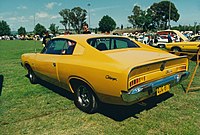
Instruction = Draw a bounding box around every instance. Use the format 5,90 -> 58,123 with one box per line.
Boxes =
0,40 -> 200,135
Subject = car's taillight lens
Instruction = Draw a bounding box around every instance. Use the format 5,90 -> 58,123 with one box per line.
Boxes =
177,65 -> 187,72
129,76 -> 146,88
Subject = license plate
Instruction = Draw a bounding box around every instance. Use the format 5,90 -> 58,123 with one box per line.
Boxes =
156,84 -> 170,96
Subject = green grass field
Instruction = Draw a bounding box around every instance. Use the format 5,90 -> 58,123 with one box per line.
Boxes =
0,40 -> 200,135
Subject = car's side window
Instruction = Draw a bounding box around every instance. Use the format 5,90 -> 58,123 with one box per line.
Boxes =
41,39 -> 76,55
113,38 -> 139,49
87,37 -> 139,51
112,39 -> 128,49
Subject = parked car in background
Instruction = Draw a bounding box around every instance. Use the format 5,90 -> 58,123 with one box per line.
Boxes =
157,30 -> 189,42
165,40 -> 200,52
21,34 -> 189,113
151,36 -> 169,48
164,30 -> 200,52
190,35 -> 200,42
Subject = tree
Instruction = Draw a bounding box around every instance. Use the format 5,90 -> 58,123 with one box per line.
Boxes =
0,20 -> 11,36
99,15 -> 116,33
18,27 -> 26,35
128,15 -> 136,28
49,23 -> 59,36
171,24 -> 200,33
59,7 -> 87,34
149,1 -> 180,29
69,7 -> 87,34
143,9 -> 155,31
128,5 -> 154,31
34,23 -> 46,36
59,9 -> 71,31
128,5 -> 143,28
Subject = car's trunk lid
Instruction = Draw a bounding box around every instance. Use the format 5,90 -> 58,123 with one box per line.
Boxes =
104,48 -> 178,68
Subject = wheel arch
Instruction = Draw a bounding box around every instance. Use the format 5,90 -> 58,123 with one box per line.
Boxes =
171,46 -> 182,51
68,76 -> 100,101
69,76 -> 95,93
24,62 -> 31,70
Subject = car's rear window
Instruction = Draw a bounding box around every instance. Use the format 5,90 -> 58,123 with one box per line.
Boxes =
87,37 -> 139,51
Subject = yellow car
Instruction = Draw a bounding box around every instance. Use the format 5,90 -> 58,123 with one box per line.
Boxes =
161,30 -> 200,52
165,41 -> 200,52
21,34 -> 189,113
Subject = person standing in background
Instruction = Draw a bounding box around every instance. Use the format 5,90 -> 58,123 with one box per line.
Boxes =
82,23 -> 91,34
42,31 -> 51,47
168,33 -> 172,43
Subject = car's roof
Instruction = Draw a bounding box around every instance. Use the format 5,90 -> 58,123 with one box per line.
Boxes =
157,29 -> 188,41
55,34 -> 125,41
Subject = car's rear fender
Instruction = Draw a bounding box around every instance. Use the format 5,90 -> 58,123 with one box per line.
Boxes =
68,76 -> 101,102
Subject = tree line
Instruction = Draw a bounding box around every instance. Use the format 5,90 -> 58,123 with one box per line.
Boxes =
0,1 -> 199,36
128,1 -> 179,31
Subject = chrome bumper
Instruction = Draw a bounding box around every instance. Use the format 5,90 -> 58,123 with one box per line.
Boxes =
121,71 -> 189,103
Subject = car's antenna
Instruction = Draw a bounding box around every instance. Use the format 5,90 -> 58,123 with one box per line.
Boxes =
34,13 -> 36,53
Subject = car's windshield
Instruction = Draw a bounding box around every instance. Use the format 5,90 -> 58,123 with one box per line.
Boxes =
87,37 -> 139,51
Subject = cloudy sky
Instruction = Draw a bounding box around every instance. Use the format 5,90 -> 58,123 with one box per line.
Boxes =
0,0 -> 200,32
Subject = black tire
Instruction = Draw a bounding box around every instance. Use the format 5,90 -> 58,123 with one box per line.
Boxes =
74,82 -> 98,113
27,67 -> 38,84
171,47 -> 181,52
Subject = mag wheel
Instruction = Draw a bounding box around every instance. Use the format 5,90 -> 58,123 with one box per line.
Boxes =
74,82 -> 98,113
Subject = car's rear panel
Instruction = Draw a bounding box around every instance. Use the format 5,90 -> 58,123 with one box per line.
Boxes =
121,56 -> 189,104
128,57 -> 188,89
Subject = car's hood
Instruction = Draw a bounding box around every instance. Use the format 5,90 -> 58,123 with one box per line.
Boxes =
104,49 -> 177,68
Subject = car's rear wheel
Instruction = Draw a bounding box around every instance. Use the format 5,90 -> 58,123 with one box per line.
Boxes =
171,47 -> 181,52
74,82 -> 98,113
27,67 -> 38,84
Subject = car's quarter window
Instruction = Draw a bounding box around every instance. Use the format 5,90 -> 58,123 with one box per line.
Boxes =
87,37 -> 139,51
41,38 -> 76,55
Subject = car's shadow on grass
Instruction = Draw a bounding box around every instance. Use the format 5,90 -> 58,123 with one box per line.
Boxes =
97,92 -> 174,121
25,75 -> 74,101
25,75 -> 173,121
39,81 -> 74,101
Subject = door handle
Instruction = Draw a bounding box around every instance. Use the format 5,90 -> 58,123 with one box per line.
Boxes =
52,63 -> 56,67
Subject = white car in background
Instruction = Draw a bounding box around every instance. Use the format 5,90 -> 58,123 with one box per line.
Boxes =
154,36 -> 169,48
190,35 -> 200,41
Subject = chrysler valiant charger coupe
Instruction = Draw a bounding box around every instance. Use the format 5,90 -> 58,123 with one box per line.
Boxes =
21,34 -> 189,113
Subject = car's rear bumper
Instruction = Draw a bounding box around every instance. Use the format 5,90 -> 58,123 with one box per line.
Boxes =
121,71 -> 189,103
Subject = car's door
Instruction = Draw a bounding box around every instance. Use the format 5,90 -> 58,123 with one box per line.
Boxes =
181,42 -> 199,52
34,38 -> 68,85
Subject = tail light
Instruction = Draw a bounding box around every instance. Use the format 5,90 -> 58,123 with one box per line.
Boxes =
177,65 -> 186,72
129,76 -> 146,88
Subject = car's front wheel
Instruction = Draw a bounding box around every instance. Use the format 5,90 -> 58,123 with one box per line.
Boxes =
27,67 -> 38,84
74,82 -> 98,113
